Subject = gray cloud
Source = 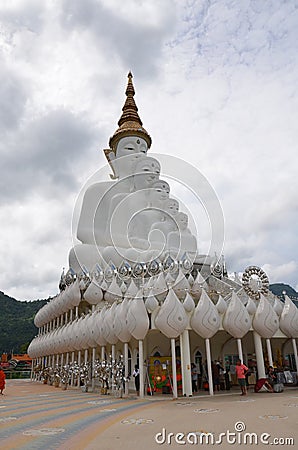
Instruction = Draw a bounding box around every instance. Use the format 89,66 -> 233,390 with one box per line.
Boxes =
60,0 -> 176,78
0,109 -> 98,203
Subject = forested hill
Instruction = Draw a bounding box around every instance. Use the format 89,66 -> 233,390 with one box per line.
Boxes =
269,283 -> 298,299
0,291 -> 48,354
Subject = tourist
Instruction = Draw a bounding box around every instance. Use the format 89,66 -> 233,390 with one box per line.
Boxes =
235,359 -> 249,396
0,367 -> 6,395
267,366 -> 277,386
133,365 -> 140,396
212,361 -> 221,392
191,363 -> 198,392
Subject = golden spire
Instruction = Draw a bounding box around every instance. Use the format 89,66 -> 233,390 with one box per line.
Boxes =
109,72 -> 152,152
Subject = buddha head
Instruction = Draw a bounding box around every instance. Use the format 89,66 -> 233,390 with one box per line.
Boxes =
133,156 -> 161,191
164,198 -> 179,217
108,137 -> 147,179
176,212 -> 188,230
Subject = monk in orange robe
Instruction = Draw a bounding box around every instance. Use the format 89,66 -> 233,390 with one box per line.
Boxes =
0,367 -> 6,394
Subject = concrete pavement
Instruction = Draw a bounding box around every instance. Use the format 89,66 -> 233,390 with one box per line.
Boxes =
0,379 -> 297,449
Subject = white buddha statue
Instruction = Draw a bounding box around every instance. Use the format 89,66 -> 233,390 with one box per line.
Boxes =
69,72 -> 152,272
128,179 -> 170,243
148,198 -> 180,257
166,212 -> 198,261
104,156 -> 161,248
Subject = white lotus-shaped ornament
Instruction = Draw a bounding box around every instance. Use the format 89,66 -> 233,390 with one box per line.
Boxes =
127,290 -> 149,340
113,299 -> 132,343
279,295 -> 298,338
173,269 -> 190,300
125,279 -> 139,299
252,294 -> 279,338
155,289 -> 188,339
153,272 -> 168,302
93,308 -> 107,346
216,295 -> 227,314
183,292 -> 195,313
246,297 -> 257,315
273,297 -> 283,316
102,303 -> 118,344
69,279 -> 81,307
145,289 -> 159,313
190,289 -> 220,338
84,280 -> 103,305
104,278 -> 122,304
222,291 -> 251,338
190,271 -> 207,300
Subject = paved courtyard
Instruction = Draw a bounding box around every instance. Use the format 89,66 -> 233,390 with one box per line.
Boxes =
0,379 -> 297,449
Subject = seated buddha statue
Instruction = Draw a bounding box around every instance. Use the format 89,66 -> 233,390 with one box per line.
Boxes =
166,212 -> 198,261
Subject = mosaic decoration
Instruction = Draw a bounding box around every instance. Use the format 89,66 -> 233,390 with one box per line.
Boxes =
23,428 -> 65,436
259,415 -> 288,420
242,266 -> 269,299
121,418 -> 154,425
0,417 -> 18,422
194,408 -> 219,413
99,409 -> 117,412
87,400 -> 110,405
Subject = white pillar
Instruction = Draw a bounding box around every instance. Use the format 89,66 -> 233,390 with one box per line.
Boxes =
205,338 -> 214,396
139,340 -> 144,398
292,339 -> 298,375
101,346 -> 105,361
253,331 -> 266,378
60,353 -> 64,369
179,334 -> 185,396
237,338 -> 243,363
266,338 -> 273,367
92,347 -> 96,391
77,350 -> 81,388
84,349 -> 88,364
181,330 -> 192,396
171,338 -> 178,399
111,344 -> 116,392
75,306 -> 79,319
124,342 -> 129,397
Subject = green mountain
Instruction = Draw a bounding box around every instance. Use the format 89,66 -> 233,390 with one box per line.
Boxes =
269,283 -> 298,299
0,291 -> 48,355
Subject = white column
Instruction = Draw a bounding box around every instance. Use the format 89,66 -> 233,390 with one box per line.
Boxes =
84,349 -> 88,364
70,352 -> 75,386
181,330 -> 192,396
179,334 -> 185,396
266,338 -> 273,367
292,339 -> 298,376
237,338 -> 243,363
253,331 -> 266,378
92,347 -> 96,391
124,342 -> 129,397
171,338 -> 178,399
139,340 -> 144,398
77,350 -> 81,388
111,344 -> 116,392
205,338 -> 214,396
101,346 -> 105,361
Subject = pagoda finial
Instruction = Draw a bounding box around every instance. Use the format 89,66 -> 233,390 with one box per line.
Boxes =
109,72 -> 152,152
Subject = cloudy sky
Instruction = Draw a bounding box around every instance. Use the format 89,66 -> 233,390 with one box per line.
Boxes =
0,0 -> 297,301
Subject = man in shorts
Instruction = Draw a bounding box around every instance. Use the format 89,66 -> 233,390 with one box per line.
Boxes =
235,359 -> 248,395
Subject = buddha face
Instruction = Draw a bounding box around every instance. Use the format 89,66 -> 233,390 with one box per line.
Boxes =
176,212 -> 188,230
116,136 -> 148,158
165,199 -> 179,216
134,157 -> 161,190
152,180 -> 170,202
